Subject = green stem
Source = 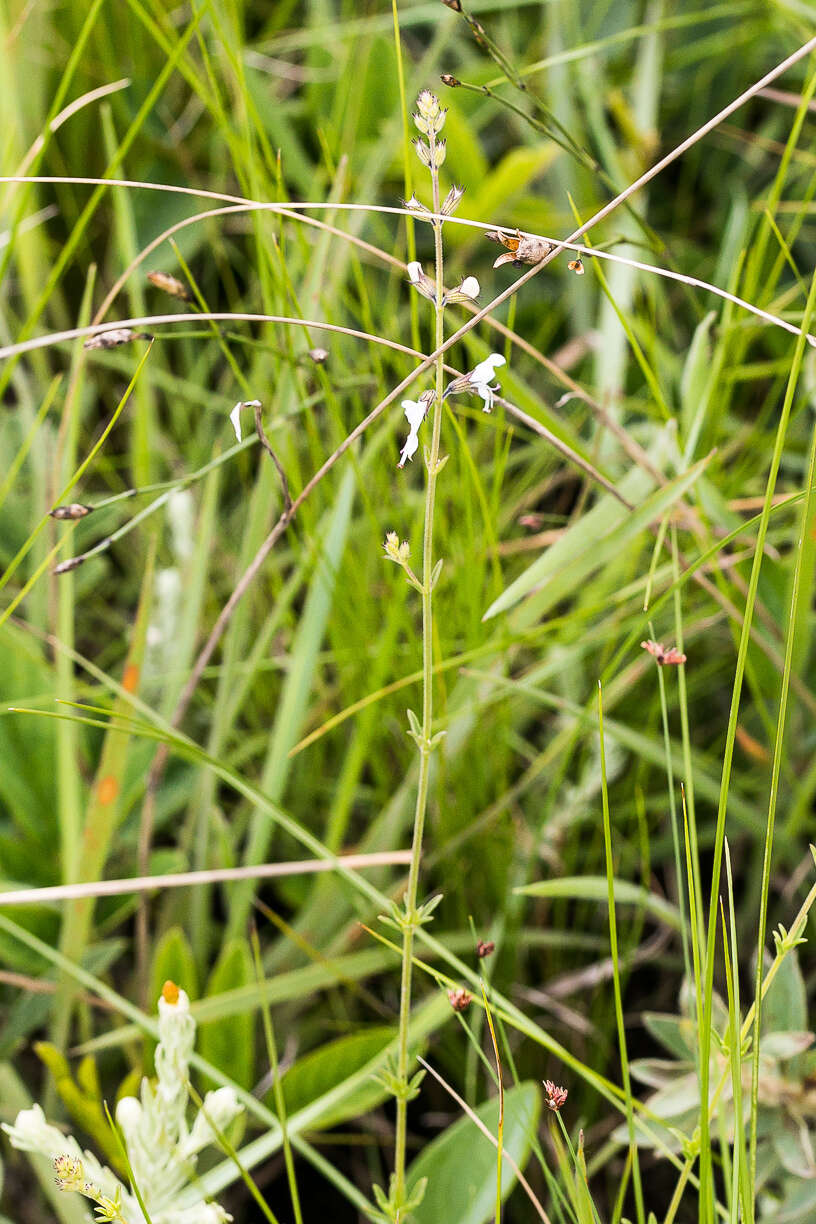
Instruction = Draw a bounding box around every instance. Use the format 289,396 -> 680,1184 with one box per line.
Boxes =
393,122 -> 446,1219
749,378 -> 816,1211
697,268 -> 816,1221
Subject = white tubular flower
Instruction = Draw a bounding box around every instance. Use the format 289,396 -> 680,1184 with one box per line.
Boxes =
443,275 -> 480,305
406,261 -> 437,302
398,393 -> 437,469
444,354 -> 506,413
182,1088 -> 242,1158
3,1106 -> 131,1213
398,398 -> 426,468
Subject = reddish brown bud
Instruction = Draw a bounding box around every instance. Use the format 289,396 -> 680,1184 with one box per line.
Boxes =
440,73 -> 461,87
641,639 -> 686,666
476,939 -> 495,959
543,1080 -> 568,1111
448,987 -> 472,1012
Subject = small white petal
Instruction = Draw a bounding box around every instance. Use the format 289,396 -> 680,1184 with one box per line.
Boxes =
402,398 -> 427,430
398,433 -> 419,467
407,261 -> 423,283
229,403 -> 243,441
460,276 -> 480,298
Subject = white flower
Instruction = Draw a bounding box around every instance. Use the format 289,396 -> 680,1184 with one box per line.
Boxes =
398,397 -> 427,468
4,983 -> 242,1224
444,353 -> 506,413
407,262 -> 423,283
228,398 -> 261,442
460,276 -> 480,298
182,1088 -> 242,1158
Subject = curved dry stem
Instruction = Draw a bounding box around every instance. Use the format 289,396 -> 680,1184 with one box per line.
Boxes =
1,173 -> 814,346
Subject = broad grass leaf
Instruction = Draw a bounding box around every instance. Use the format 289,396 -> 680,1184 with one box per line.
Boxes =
467,147 -> 558,224
641,1012 -> 697,1061
407,1081 -> 540,1224
629,1057 -> 694,1088
148,925 -> 198,1005
485,455 -> 710,621
763,947 -> 807,1035
516,875 -> 681,932
278,1026 -> 395,1129
199,939 -> 254,1089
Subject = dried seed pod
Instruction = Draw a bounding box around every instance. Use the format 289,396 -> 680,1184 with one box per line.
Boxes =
84,328 -> 153,350
50,503 -> 92,520
440,73 -> 462,87
489,228 -> 553,268
147,271 -> 190,300
403,193 -> 430,215
441,184 -> 465,215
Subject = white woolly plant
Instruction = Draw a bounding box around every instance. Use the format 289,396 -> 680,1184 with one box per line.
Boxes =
3,982 -> 242,1224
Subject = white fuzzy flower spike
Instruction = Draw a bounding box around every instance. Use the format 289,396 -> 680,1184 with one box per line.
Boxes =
2,980 -> 241,1224
444,354 -> 506,413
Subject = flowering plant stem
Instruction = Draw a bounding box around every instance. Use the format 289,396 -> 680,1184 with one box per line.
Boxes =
392,116 -> 446,1218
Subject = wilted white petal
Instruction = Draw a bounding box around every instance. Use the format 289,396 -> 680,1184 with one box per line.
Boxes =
407,261 -> 423,283
229,402 -> 244,441
460,276 -> 479,298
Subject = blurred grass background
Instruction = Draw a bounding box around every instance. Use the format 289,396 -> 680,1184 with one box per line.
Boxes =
1,1 -> 816,1221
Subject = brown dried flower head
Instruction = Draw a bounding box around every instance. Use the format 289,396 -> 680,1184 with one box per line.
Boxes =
147,271 -> 190,300
50,503 -> 92,520
641,639 -> 687,666
84,328 -> 152,350
440,73 -> 462,87
448,987 -> 472,1012
486,228 -> 553,268
476,939 -> 495,959
567,258 -> 585,275
543,1080 -> 568,1112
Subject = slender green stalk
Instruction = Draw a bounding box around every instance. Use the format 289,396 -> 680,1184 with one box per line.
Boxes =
481,983 -> 504,1224
598,682 -> 644,1224
748,346 -> 816,1207
697,269 -> 816,1221
649,620 -> 691,987
393,98 -> 448,1219
251,928 -> 303,1224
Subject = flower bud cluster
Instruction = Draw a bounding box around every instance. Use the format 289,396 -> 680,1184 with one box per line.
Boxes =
413,90 -> 447,169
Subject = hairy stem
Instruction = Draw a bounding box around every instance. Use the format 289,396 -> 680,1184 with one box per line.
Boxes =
393,124 -> 446,1217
